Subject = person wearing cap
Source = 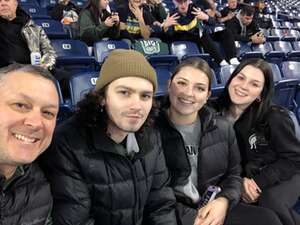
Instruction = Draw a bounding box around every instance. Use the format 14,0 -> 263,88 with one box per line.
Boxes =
40,49 -> 177,225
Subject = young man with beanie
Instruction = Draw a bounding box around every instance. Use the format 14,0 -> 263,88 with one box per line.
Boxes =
40,49 -> 177,225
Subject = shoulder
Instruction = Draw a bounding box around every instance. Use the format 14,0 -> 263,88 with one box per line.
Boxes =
265,105 -> 292,123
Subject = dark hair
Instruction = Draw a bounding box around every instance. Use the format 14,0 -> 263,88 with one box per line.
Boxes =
84,0 -> 106,25
240,5 -> 255,16
76,86 -> 158,130
163,57 -> 213,108
0,63 -> 57,87
218,58 -> 274,125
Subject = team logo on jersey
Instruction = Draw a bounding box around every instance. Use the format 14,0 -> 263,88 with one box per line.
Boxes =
249,133 -> 257,150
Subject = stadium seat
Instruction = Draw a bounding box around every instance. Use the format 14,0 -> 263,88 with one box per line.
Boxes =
170,41 -> 214,66
272,61 -> 300,109
94,40 -> 130,65
55,80 -> 73,123
18,0 -> 39,6
251,42 -> 273,58
39,0 -> 58,9
133,38 -> 170,56
68,71 -> 99,107
34,19 -> 69,39
170,41 -> 200,60
21,5 -> 50,19
51,39 -> 95,72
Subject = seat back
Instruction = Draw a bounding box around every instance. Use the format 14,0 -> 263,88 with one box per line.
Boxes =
69,71 -> 99,107
94,40 -> 130,64
34,19 -> 69,39
170,41 -> 200,60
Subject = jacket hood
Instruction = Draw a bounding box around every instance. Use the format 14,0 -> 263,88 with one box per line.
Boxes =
16,6 -> 30,25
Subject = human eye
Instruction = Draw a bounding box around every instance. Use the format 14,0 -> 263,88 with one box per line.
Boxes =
195,86 -> 206,92
252,82 -> 261,88
118,90 -> 130,97
141,93 -> 153,101
11,102 -> 30,112
42,110 -> 57,120
236,74 -> 244,80
177,80 -> 187,86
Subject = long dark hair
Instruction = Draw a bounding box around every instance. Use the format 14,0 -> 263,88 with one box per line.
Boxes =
84,0 -> 107,24
218,58 -> 274,126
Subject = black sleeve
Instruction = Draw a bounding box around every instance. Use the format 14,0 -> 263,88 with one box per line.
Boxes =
216,119 -> 242,210
253,109 -> 300,189
226,18 -> 250,42
143,7 -> 155,25
117,6 -> 128,23
50,4 -> 66,21
40,133 -> 93,225
143,132 -> 177,225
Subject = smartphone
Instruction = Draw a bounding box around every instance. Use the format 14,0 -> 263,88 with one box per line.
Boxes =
198,185 -> 221,208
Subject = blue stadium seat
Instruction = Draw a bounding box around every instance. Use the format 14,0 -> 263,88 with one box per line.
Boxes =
170,41 -> 214,66
39,0 -> 58,9
251,42 -> 273,58
34,19 -> 69,39
55,80 -> 73,123
148,56 -> 179,96
69,71 -> 99,107
51,39 -> 95,71
271,28 -> 300,41
272,61 -> 300,109
18,0 -> 39,6
21,5 -> 50,19
170,41 -> 201,60
94,40 -> 130,65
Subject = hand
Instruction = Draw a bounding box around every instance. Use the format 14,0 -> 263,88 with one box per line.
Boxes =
129,2 -> 143,20
227,11 -> 236,20
111,13 -> 120,25
104,16 -> 116,27
194,197 -> 229,225
192,7 -> 209,21
250,32 -> 266,44
242,177 -> 262,203
162,13 -> 179,30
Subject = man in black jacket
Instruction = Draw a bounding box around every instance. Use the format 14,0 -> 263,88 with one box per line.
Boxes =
0,64 -> 59,224
40,49 -> 177,225
226,5 -> 265,44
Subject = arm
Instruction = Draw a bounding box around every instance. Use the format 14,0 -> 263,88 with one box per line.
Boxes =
143,132 -> 177,225
129,4 -> 151,39
38,27 -> 56,70
40,137 -> 94,225
253,109 -> 300,189
216,121 -> 242,210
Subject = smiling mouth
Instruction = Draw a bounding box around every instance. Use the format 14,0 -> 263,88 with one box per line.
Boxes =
179,97 -> 194,104
13,133 -> 39,143
235,89 -> 247,97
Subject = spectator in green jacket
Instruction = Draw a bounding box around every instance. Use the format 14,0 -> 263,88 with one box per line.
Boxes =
79,0 -> 120,46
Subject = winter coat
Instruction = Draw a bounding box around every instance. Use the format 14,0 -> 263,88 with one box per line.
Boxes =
233,105 -> 300,189
79,9 -> 120,46
0,163 -> 52,225
156,106 -> 242,209
40,116 -> 177,225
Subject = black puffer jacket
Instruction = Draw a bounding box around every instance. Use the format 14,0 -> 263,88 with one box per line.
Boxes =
156,106 -> 242,209
40,116 -> 177,225
0,163 -> 52,225
233,105 -> 300,189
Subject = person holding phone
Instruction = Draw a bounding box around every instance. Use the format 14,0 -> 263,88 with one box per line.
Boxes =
155,58 -> 283,225
78,0 -> 120,46
226,5 -> 265,44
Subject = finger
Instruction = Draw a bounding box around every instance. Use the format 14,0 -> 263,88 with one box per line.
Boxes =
250,179 -> 262,193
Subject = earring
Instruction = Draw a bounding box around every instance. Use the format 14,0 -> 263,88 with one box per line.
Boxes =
100,105 -> 104,112
256,98 -> 261,102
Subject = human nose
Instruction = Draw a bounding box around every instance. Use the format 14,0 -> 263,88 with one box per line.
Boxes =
24,110 -> 43,129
